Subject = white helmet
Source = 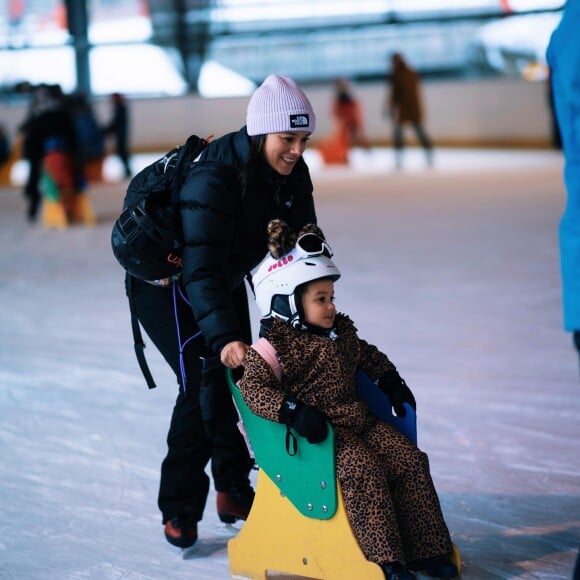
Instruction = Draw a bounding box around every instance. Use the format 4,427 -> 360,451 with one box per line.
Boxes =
253,233 -> 341,323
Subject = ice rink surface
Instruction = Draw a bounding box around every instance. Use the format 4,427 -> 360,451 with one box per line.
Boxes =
0,147 -> 578,579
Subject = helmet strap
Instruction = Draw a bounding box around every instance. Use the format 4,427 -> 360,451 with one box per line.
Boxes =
289,293 -> 299,317
290,312 -> 303,329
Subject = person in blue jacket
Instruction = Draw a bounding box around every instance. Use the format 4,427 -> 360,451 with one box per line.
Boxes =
546,1 -> 580,365
128,74 -> 319,549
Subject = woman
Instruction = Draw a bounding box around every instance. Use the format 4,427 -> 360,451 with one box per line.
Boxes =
129,74 -> 318,549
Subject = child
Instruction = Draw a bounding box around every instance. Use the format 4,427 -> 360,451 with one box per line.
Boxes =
239,220 -> 458,580
40,137 -> 95,228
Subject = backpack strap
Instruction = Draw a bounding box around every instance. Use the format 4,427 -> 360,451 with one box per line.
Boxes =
126,274 -> 157,389
248,337 -> 298,455
170,134 -> 209,204
251,337 -> 282,382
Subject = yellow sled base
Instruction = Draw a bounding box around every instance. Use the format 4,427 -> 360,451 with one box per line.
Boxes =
229,469 -> 384,580
226,369 -> 462,580
229,469 -> 462,580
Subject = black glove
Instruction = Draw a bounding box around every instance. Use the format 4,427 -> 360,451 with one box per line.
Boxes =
378,369 -> 417,417
279,396 -> 328,444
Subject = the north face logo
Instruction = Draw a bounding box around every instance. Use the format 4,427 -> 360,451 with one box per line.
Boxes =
290,114 -> 309,128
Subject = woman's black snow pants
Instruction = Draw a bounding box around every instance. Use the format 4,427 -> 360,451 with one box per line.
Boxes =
127,276 -> 253,524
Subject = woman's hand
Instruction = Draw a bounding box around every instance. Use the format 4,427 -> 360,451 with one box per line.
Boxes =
220,341 -> 250,368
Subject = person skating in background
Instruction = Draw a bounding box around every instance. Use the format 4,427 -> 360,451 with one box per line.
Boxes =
19,84 -> 78,221
319,77 -> 370,165
39,136 -> 96,228
126,74 -> 321,550
103,92 -> 132,178
68,92 -> 105,182
332,77 -> 369,149
387,52 -> 433,169
239,220 -> 458,580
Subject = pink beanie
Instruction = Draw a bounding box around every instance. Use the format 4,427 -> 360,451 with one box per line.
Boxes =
246,74 -> 316,136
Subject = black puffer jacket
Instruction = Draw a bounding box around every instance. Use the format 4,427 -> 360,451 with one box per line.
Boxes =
179,126 -> 316,354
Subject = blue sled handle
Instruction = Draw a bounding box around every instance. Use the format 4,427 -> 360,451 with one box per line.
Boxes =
356,369 -> 417,446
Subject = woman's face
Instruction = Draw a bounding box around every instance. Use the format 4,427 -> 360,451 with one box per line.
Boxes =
263,131 -> 311,175
301,279 -> 336,329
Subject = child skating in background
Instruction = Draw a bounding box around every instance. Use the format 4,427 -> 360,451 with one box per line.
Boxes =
238,220 -> 458,580
40,136 -> 95,228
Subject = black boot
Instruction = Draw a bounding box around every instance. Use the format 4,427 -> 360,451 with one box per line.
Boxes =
381,562 -> 417,580
163,516 -> 198,548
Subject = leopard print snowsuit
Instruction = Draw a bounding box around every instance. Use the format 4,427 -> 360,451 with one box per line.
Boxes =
238,314 -> 453,565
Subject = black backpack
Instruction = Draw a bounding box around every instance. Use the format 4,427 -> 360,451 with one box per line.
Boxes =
111,134 -> 208,282
111,134 -> 209,389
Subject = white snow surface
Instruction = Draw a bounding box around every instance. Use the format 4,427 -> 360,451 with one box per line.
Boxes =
0,147 -> 578,579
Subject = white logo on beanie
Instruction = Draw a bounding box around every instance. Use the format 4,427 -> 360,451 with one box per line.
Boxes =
290,114 -> 309,128
246,74 -> 316,136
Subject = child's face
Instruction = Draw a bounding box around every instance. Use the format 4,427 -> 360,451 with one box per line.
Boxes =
301,279 -> 336,329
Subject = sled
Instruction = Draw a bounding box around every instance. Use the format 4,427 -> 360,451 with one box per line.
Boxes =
226,364 -> 463,580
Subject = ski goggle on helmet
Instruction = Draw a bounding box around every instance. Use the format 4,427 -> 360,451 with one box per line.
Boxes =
253,233 -> 341,322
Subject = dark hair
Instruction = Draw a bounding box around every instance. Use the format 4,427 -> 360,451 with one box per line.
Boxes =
239,134 -> 266,195
294,282 -> 307,320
